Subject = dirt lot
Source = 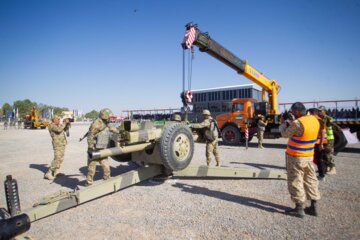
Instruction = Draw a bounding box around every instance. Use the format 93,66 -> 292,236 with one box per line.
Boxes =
1,123 -> 360,240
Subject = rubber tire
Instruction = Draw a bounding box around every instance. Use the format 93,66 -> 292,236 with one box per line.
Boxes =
333,130 -> 347,153
221,125 -> 241,145
159,123 -> 194,171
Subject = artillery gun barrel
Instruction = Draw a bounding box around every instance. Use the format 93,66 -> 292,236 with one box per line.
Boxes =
90,143 -> 154,160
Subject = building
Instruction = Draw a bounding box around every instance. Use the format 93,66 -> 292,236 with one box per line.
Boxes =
191,84 -> 262,117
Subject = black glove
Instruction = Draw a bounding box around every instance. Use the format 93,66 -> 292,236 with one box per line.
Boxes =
87,148 -> 93,158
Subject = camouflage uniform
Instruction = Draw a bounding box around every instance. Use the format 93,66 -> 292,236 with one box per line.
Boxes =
322,115 -> 335,171
257,117 -> 267,148
46,121 -> 68,179
192,114 -> 220,166
280,120 -> 321,204
86,118 -> 119,185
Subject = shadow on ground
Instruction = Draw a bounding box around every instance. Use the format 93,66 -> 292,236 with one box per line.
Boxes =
78,161 -> 140,178
338,147 -> 360,154
219,141 -> 287,150
173,182 -> 287,214
230,162 -> 286,170
29,163 -> 48,174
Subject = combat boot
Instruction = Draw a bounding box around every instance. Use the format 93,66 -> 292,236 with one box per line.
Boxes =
285,203 -> 305,218
44,170 -> 54,180
327,167 -> 336,175
215,158 -> 220,167
84,182 -> 92,187
53,169 -> 65,178
305,200 -> 318,216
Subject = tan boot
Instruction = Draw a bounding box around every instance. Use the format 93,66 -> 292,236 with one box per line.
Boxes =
327,167 -> 336,175
44,170 -> 54,180
53,169 -> 65,177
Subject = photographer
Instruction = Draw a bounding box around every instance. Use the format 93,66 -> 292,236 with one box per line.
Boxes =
280,102 -> 321,218
44,115 -> 70,180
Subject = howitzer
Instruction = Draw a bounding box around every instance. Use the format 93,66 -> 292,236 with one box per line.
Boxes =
2,119 -> 286,227
90,120 -> 194,172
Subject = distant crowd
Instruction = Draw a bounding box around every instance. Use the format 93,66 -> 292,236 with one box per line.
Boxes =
325,107 -> 360,119
283,107 -> 360,120
132,113 -> 173,121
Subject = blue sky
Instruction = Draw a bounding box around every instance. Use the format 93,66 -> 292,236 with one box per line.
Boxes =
1,0 -> 359,115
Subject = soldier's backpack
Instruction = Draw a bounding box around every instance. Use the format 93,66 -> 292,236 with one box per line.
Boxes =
204,119 -> 219,142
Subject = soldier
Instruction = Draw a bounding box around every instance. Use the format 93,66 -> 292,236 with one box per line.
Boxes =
308,108 -> 327,181
86,108 -> 119,186
257,114 -> 267,148
44,115 -> 70,180
318,106 -> 340,175
280,102 -> 321,218
191,109 -> 220,167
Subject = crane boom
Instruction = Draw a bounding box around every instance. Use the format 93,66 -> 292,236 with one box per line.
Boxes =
182,23 -> 281,115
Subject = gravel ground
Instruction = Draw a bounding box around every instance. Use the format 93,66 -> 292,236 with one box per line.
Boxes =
0,123 -> 360,240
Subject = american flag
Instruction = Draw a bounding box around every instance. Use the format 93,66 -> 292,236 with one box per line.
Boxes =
183,27 -> 196,49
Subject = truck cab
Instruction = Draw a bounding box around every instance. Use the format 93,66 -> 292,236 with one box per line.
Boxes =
216,98 -> 258,145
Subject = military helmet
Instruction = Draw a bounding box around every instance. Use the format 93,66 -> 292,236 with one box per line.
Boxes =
99,108 -> 113,120
318,106 -> 326,112
172,114 -> 181,121
202,109 -> 211,116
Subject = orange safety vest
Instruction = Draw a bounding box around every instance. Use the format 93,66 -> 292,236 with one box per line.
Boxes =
287,115 -> 320,157
316,127 -> 328,145
314,116 -> 328,145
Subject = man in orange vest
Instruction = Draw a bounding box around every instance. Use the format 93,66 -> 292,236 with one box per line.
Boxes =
280,102 -> 321,218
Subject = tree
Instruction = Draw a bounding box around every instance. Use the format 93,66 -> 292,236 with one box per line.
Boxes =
85,110 -> 99,120
13,99 -> 35,118
2,103 -> 12,115
53,107 -> 70,116
2,103 -> 12,117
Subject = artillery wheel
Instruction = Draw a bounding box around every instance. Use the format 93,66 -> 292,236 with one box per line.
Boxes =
160,123 -> 194,171
221,125 -> 240,145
